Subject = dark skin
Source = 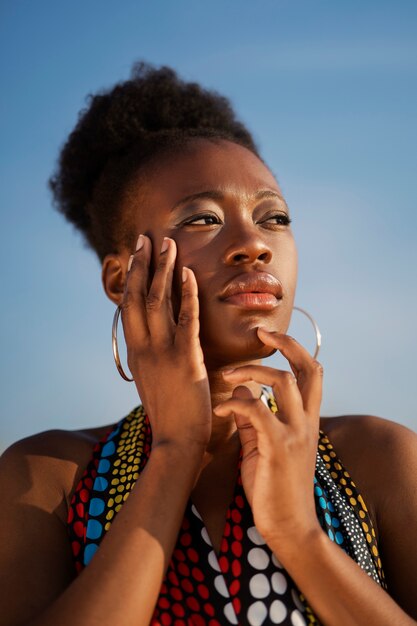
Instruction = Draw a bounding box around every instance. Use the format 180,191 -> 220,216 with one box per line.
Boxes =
0,138 -> 416,626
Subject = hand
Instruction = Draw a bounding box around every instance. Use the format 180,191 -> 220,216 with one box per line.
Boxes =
121,235 -> 212,452
213,328 -> 323,545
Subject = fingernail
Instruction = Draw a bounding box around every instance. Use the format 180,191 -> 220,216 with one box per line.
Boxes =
182,267 -> 188,283
160,237 -> 170,254
136,234 -> 144,251
127,255 -> 134,272
223,368 -> 235,375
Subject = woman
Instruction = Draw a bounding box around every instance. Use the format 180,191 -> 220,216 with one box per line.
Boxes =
0,62 -> 416,626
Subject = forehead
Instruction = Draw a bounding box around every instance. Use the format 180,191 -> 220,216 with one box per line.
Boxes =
129,138 -> 283,218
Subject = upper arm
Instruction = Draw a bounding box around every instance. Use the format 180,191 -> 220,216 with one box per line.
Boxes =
366,417 -> 417,619
0,434 -> 77,625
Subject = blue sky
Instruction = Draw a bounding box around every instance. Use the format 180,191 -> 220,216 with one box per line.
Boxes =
1,0 -> 416,451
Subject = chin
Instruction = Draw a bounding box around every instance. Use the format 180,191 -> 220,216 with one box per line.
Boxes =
200,323 -> 278,367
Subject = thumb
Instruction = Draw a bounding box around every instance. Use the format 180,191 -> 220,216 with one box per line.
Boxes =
232,386 -> 257,448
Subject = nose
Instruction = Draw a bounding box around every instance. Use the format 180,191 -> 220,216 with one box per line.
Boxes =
221,223 -> 273,266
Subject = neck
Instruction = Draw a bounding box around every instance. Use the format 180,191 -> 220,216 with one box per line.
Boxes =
205,359 -> 263,456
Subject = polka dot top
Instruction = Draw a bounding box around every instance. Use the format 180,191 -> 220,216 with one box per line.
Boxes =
67,387 -> 386,625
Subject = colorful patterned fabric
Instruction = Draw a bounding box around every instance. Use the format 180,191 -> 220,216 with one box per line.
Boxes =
67,388 -> 386,625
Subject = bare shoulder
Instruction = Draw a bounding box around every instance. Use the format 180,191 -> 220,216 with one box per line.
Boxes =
0,422 -> 113,520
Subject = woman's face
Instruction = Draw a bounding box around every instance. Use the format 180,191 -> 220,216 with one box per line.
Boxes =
120,138 -> 298,368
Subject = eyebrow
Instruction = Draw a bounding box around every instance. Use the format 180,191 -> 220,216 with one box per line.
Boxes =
170,189 -> 287,212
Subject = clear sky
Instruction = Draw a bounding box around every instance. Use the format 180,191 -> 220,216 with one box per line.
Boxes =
1,0 -> 416,452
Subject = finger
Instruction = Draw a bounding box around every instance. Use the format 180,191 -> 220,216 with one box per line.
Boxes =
122,233 -> 151,347
256,329 -> 323,418
145,237 -> 177,344
230,386 -> 258,450
223,365 -> 304,426
174,267 -> 201,349
213,396 -> 282,441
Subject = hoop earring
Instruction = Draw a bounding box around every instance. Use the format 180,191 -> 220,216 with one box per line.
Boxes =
292,306 -> 322,359
112,305 -> 134,382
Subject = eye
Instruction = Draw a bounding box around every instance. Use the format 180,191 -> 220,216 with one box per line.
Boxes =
261,213 -> 292,226
182,213 -> 222,226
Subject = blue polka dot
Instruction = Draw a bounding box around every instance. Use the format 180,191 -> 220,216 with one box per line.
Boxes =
327,501 -> 335,513
331,517 -> 340,528
324,512 -> 332,526
93,476 -> 108,492
319,496 -> 327,510
86,519 -> 103,540
327,529 -> 335,541
89,498 -> 105,517
97,459 -> 111,474
314,485 -> 323,497
84,542 -> 99,565
335,531 -> 344,545
102,441 -> 116,457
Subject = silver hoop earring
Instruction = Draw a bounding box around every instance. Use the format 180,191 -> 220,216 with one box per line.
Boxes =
112,305 -> 134,382
292,306 -> 322,359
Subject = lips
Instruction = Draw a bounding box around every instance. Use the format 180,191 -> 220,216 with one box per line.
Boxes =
219,272 -> 283,310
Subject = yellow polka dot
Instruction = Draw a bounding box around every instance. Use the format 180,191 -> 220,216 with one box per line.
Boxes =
331,472 -> 338,479
349,497 -> 357,506
340,478 -> 347,485
323,455 -> 330,462
115,504 -> 122,512
105,521 -> 112,531
319,444 -> 326,451
334,463 -> 342,470
346,488 -> 353,496
106,510 -> 114,521
111,478 -> 120,486
117,485 -> 125,493
133,473 -> 139,480
109,488 -> 116,495
343,470 -> 350,478
123,492 -> 130,501
371,528 -> 376,538
326,443 -> 333,450
377,558 -> 382,568
359,510 -> 366,519
366,533 -> 372,543
358,495 -> 368,512
330,451 -> 336,458
114,459 -> 121,466
115,494 -> 123,504
372,545 -> 379,557
107,498 -> 114,508
362,522 -> 369,533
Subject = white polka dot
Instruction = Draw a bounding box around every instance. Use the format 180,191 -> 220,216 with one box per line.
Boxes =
271,571 -> 287,595
249,573 -> 270,598
224,601 -> 238,624
201,527 -> 211,545
214,574 -> 230,598
247,601 -> 268,626
208,549 -> 221,572
191,504 -> 202,520
272,553 -> 283,568
291,609 -> 307,626
291,588 -> 305,612
269,599 -> 288,624
248,547 -> 270,570
247,526 -> 266,545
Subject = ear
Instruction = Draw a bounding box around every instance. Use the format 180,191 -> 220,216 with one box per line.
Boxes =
101,253 -> 129,306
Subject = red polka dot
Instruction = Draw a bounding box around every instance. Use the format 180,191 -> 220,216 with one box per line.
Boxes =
232,525 -> 243,540
177,562 -> 190,577
158,598 -> 170,610
232,597 -> 241,614
79,488 -> 89,503
230,579 -> 240,596
197,584 -> 209,600
160,613 -> 172,626
231,541 -> 242,557
204,603 -> 215,617
73,521 -> 84,538
68,507 -> 74,523
84,477 -> 93,489
209,620 -> 221,626
173,549 -> 186,562
224,522 -> 231,537
72,541 -> 81,556
220,538 -> 229,552
231,559 -> 241,577
191,567 -> 204,582
170,587 -> 183,601
168,571 -> 180,586
172,603 -> 185,617
231,509 -> 241,524
190,615 -> 205,626
218,555 -> 229,573
181,579 -> 194,594
173,621 -> 186,626
235,495 -> 244,509
76,502 -> 85,518
187,548 -> 199,563
160,583 -> 168,594
186,597 -> 200,612
180,532 -> 192,547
